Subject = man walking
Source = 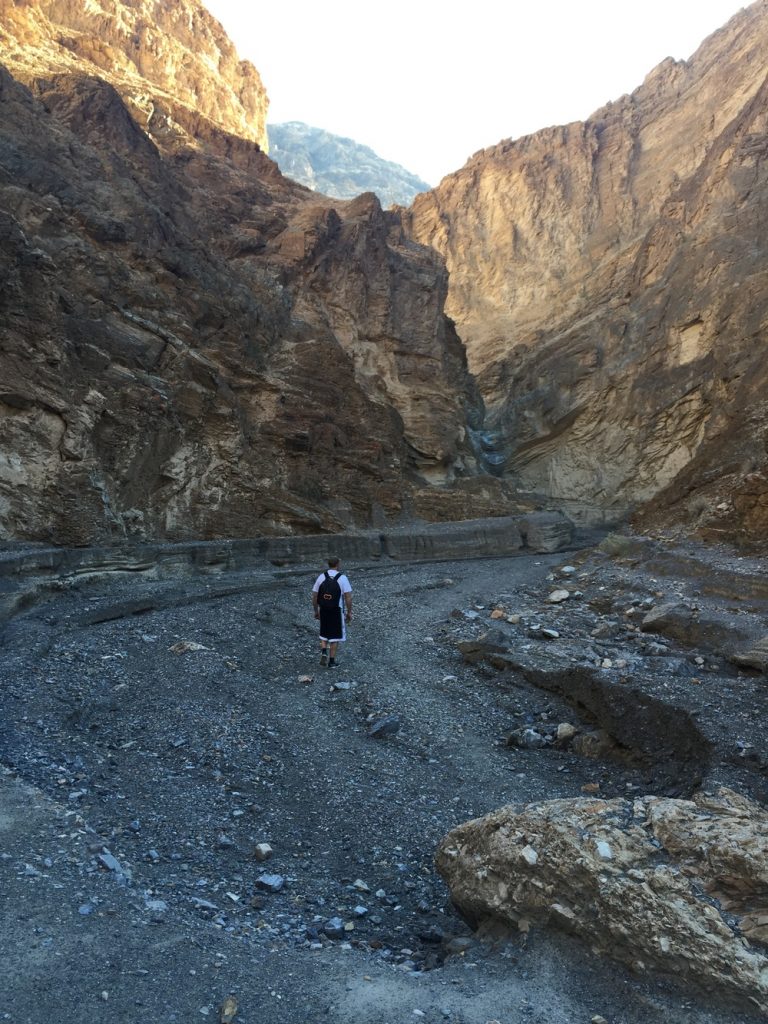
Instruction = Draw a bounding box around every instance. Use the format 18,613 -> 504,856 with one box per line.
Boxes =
312,556 -> 352,668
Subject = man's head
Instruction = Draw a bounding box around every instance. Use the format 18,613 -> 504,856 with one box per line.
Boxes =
327,556 -> 340,568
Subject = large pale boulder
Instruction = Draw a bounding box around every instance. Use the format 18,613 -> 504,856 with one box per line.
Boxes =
437,788 -> 768,1014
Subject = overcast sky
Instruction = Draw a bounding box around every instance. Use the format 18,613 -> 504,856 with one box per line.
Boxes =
203,0 -> 747,185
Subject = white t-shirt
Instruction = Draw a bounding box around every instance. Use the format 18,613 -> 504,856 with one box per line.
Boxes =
312,569 -> 352,609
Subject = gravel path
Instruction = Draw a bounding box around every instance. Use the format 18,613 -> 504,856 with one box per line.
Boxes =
0,550 -> 760,1023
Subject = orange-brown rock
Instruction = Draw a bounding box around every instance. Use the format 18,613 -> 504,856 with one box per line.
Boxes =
0,1 -> 485,544
0,0 -> 269,150
406,2 -> 768,539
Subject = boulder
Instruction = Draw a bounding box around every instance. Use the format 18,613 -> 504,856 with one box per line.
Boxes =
436,788 -> 768,1013
730,637 -> 768,674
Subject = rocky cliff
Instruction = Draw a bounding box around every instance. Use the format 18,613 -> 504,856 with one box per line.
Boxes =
0,0 -> 491,545
268,121 -> 431,208
0,0 -> 269,150
405,1 -> 768,543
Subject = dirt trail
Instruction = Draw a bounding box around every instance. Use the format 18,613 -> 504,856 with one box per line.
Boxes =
0,550 -> 760,1024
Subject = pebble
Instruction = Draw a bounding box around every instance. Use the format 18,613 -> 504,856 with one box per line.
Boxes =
547,589 -> 570,603
520,845 -> 538,866
368,715 -> 401,739
255,873 -> 285,893
323,916 -> 345,939
254,843 -> 273,862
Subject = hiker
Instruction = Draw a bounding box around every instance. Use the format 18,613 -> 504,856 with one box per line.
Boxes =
312,556 -> 352,668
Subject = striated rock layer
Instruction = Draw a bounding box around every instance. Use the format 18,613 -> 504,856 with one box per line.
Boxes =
0,0 -> 269,150
0,1 -> 499,544
437,788 -> 768,1015
406,1 -> 768,540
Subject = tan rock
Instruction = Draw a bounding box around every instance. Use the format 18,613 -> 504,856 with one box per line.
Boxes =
405,4 -> 768,539
436,788 -> 768,1012
0,22 -> 483,542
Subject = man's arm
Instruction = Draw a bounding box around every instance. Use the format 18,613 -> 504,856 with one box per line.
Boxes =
311,581 -> 320,618
344,591 -> 352,621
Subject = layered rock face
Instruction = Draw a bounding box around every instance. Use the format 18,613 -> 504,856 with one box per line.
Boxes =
437,788 -> 768,1014
0,2 -> 484,544
406,2 -> 768,538
0,0 -> 269,150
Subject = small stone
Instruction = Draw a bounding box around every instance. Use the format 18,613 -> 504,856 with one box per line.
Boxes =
520,845 -> 538,866
217,834 -> 235,849
353,905 -> 368,917
490,609 -> 505,620
595,841 -> 613,861
78,904 -> 94,915
254,843 -> 273,862
191,897 -> 218,911
506,614 -> 521,624
255,873 -> 284,893
540,628 -> 560,640
352,878 -> 370,892
601,658 -> 613,669
591,1017 -> 609,1024
507,728 -> 547,749
368,715 -> 401,739
581,782 -> 600,794
220,996 -> 238,1024
556,722 -> 578,742
331,680 -> 351,691
298,675 -> 313,685
547,589 -> 570,603
559,566 -> 576,576
323,916 -> 345,939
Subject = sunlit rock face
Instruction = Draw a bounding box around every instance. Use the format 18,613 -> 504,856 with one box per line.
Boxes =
405,3 -> 768,539
0,0 -> 269,150
0,1 -> 483,544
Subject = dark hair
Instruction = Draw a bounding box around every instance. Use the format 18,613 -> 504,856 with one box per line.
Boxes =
327,556 -> 340,568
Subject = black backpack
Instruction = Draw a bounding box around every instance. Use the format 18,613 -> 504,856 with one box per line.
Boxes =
317,570 -> 342,606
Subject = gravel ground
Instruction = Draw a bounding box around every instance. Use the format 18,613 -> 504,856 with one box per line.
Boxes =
0,546 -> 764,1024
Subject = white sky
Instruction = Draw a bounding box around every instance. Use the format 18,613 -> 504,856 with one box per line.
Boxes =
203,0 -> 747,185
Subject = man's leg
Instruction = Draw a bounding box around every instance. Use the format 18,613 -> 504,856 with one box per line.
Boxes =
320,638 -> 328,665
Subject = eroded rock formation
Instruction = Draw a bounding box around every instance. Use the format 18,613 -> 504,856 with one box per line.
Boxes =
0,0 -> 493,544
0,0 -> 269,150
437,788 -> 768,1014
405,1 -> 768,541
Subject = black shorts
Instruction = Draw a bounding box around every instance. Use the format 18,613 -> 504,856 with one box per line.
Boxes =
318,605 -> 345,642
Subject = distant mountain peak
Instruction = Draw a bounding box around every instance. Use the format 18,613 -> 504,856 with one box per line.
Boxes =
268,121 -> 430,208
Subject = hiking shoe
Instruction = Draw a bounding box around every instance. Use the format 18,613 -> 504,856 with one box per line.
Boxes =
320,650 -> 328,666
328,658 -> 337,668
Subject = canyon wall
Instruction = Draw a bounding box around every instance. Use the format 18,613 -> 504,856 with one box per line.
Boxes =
0,0 -> 269,150
406,1 -> 768,540
0,0 -> 491,545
